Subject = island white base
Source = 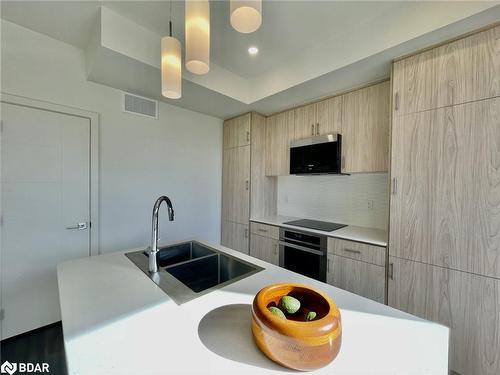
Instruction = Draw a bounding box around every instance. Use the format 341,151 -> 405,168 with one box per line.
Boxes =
57,240 -> 448,374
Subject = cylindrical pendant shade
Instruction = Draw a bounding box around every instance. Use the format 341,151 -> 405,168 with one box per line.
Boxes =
161,36 -> 182,99
230,0 -> 262,33
185,0 -> 210,75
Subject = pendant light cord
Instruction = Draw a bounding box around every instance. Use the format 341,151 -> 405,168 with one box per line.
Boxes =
169,0 -> 173,37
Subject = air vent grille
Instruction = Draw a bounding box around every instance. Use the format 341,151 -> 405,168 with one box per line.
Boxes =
122,92 -> 158,119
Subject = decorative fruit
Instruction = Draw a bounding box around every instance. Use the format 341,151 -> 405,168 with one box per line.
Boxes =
279,295 -> 301,314
305,311 -> 317,321
268,306 -> 286,319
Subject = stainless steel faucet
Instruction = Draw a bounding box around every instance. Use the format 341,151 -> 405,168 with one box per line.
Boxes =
149,196 -> 174,273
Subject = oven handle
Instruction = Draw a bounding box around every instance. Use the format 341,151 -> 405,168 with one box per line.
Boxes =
278,241 -> 325,256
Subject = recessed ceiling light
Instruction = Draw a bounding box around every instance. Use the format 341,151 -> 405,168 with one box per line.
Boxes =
248,46 -> 259,56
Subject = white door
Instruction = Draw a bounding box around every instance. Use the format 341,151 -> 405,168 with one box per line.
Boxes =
1,102 -> 91,339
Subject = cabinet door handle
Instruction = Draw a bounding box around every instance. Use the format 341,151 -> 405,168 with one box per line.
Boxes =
246,131 -> 250,142
316,123 -> 320,135
389,262 -> 394,280
311,124 -> 315,135
274,244 -> 278,255
257,228 -> 268,233
245,180 -> 249,190
343,248 -> 361,255
327,258 -> 331,273
244,228 -> 249,238
394,92 -> 400,111
391,177 -> 397,195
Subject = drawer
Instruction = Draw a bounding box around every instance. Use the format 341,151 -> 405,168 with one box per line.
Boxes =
328,238 -> 386,266
250,222 -> 279,239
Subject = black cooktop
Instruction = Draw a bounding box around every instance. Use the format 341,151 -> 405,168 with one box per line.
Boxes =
283,219 -> 347,232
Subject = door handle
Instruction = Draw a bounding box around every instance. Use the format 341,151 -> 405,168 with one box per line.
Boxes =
66,222 -> 88,230
343,248 -> 361,255
311,124 -> 315,135
316,123 -> 320,135
278,241 -> 324,256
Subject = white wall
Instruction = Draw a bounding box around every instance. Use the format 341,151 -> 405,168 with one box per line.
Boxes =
1,20 -> 223,253
277,174 -> 389,230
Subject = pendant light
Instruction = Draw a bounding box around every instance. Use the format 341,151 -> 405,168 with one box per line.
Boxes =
185,0 -> 210,75
230,0 -> 262,33
161,2 -> 182,99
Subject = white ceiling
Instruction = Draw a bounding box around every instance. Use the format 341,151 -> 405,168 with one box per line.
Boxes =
2,1 -> 500,118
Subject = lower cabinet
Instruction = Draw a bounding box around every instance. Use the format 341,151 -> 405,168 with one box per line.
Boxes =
250,233 -> 279,265
388,256 -> 500,375
221,221 -> 249,254
326,237 -> 386,303
327,254 -> 385,303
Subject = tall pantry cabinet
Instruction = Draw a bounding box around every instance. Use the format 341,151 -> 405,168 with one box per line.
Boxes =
221,113 -> 277,254
389,24 -> 500,375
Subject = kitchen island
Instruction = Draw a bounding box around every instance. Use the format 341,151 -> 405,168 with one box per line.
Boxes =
57,240 -> 448,374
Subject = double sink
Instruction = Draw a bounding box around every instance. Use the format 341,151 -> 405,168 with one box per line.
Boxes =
126,241 -> 262,303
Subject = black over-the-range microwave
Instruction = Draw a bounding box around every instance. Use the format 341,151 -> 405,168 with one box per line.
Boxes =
289,133 -> 342,174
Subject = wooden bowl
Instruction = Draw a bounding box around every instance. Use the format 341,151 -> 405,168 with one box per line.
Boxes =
251,283 -> 342,371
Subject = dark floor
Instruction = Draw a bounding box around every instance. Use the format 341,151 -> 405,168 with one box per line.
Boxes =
1,322 -> 67,375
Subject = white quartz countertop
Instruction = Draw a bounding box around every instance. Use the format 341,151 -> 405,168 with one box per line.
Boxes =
57,240 -> 447,375
251,215 -> 388,247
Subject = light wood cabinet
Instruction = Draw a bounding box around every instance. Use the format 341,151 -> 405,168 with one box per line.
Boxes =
265,110 -> 294,176
390,97 -> 500,279
293,97 -> 342,140
250,222 -> 279,240
327,254 -> 385,303
250,113 -> 277,218
328,238 -> 386,267
221,145 -> 250,225
327,237 -> 386,303
221,113 -> 277,254
265,83 -> 388,176
223,113 -> 251,149
393,25 -> 500,115
316,96 -> 342,136
342,81 -> 390,173
221,221 -> 249,254
388,24 -> 500,375
294,103 -> 317,139
250,234 -> 279,265
388,256 -> 500,375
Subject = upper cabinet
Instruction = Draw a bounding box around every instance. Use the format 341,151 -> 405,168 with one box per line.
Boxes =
392,25 -> 499,116
223,113 -> 251,149
342,81 -> 390,173
293,97 -> 342,140
294,103 -> 317,139
264,82 -> 390,176
316,96 -> 342,136
265,110 -> 294,176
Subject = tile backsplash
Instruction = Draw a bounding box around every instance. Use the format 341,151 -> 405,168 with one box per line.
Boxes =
277,174 -> 389,230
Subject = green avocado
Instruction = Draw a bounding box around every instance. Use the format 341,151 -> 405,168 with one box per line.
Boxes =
305,311 -> 317,321
279,296 -> 301,314
268,306 -> 286,319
